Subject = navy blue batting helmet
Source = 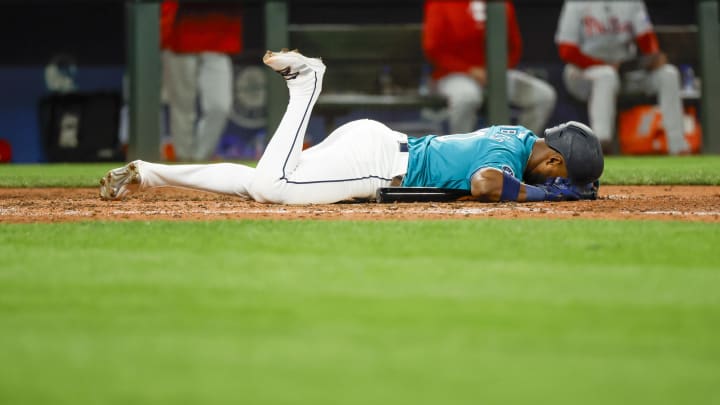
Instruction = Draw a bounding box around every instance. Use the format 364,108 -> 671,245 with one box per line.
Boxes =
544,121 -> 604,185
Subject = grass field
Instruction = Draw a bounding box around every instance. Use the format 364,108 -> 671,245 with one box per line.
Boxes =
1,158 -> 719,404
1,220 -> 719,404
0,155 -> 719,187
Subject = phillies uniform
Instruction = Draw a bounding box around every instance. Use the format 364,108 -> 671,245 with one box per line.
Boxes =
423,0 -> 557,135
555,0 -> 687,154
161,1 -> 243,161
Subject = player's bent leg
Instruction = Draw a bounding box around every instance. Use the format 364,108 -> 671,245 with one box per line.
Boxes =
649,64 -> 688,154
194,52 -> 233,161
250,50 -> 326,203
99,160 -> 255,200
437,74 -> 482,133
165,52 -> 199,161
249,120 -> 407,204
508,70 -> 557,134
562,64 -> 592,101
584,65 -> 620,147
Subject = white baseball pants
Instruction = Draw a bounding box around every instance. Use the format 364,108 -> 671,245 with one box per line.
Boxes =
563,64 -> 688,154
163,51 -> 233,161
436,69 -> 557,135
136,68 -> 408,204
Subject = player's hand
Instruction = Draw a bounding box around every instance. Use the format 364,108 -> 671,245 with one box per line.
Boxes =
641,52 -> 667,71
468,67 -> 487,86
537,177 -> 599,201
576,180 -> 600,200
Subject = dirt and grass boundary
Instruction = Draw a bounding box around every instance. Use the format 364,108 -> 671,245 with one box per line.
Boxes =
1,185 -> 718,223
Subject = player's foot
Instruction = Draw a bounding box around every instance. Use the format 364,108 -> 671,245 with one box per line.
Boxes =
263,49 -> 325,87
99,160 -> 142,200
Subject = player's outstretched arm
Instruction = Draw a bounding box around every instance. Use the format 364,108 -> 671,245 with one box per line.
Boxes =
470,167 -> 541,202
470,167 -> 504,202
470,168 -> 597,202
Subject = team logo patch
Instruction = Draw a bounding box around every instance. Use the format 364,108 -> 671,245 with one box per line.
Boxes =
502,165 -> 515,177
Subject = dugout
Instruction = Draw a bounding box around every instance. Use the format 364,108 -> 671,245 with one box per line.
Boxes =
122,0 -> 719,160
0,0 -> 717,162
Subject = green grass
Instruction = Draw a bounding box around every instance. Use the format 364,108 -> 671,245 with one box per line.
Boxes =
0,163 -> 121,187
1,220 -> 719,405
1,156 -> 718,403
0,161 -> 257,188
0,156 -> 718,187
601,155 -> 720,185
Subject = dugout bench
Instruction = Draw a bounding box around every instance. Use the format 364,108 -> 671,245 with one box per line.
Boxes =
616,24 -> 701,109
287,23 -> 446,135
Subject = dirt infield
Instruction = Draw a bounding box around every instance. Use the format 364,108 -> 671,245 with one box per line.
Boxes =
1,186 -> 718,223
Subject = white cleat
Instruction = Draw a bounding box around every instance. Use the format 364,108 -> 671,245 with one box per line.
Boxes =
99,160 -> 142,200
263,48 -> 326,84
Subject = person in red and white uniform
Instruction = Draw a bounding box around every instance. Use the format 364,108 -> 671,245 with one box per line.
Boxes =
423,0 -> 557,135
555,0 -> 687,154
161,1 -> 243,161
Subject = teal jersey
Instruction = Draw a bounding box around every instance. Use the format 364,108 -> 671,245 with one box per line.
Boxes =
403,126 -> 537,190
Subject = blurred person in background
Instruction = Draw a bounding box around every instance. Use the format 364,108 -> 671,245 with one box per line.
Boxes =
555,0 -> 688,155
422,0 -> 557,135
161,1 -> 243,161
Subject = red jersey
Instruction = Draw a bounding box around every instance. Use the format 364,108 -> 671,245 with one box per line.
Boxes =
161,1 -> 243,54
423,0 -> 523,80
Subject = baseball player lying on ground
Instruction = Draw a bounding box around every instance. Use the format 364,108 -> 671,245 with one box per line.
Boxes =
100,49 -> 604,204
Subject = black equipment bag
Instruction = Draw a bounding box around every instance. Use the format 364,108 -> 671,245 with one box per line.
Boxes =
39,91 -> 124,162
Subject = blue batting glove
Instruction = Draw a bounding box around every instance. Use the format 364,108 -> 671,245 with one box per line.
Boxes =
538,178 -> 599,201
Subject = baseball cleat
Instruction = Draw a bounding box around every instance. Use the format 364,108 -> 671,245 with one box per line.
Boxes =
263,49 -> 325,83
99,160 -> 142,200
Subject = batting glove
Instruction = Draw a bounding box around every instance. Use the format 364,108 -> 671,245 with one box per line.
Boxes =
538,177 -> 599,201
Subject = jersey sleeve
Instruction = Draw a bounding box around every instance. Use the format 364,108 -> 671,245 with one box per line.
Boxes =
471,160 -> 518,180
632,3 -> 660,54
631,2 -> 654,37
555,1 -> 581,46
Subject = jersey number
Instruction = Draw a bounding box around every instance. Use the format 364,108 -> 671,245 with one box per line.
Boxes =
491,127 -> 528,143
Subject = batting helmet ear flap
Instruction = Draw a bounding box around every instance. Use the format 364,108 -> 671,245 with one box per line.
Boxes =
543,121 -> 604,184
